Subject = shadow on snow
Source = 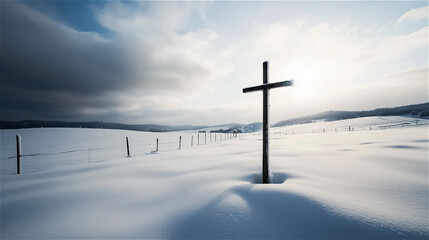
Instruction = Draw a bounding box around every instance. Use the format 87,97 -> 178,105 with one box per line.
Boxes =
167,173 -> 426,239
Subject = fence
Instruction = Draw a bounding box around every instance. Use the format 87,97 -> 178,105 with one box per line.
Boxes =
270,118 -> 428,136
1,119 -> 427,175
0,131 -> 241,175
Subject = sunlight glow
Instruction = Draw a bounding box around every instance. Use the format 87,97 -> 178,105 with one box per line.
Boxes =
290,64 -> 319,101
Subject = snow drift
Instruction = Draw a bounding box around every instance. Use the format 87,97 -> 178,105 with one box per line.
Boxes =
1,116 -> 428,239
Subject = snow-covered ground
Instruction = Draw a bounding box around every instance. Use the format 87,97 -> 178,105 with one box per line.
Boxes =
1,116 -> 428,239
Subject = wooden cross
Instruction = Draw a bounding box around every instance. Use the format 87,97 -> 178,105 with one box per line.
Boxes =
243,61 -> 294,184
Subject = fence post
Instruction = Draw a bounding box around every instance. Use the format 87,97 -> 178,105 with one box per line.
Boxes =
126,137 -> 130,157
156,138 -> 159,152
210,133 -> 212,142
179,136 -> 182,150
191,136 -> 193,146
205,132 -> 207,144
215,133 -> 217,142
88,148 -> 91,163
16,135 -> 21,175
198,132 -> 200,146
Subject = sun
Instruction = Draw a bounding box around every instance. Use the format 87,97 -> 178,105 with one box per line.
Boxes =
290,65 -> 318,100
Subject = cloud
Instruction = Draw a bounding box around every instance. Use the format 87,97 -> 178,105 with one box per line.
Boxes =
381,67 -> 428,86
375,26 -> 428,58
240,19 -> 428,121
397,6 -> 428,24
94,1 -> 219,91
1,2 -> 129,94
318,66 -> 428,112
1,2 -> 132,120
1,2 -> 427,125
1,1 -> 220,123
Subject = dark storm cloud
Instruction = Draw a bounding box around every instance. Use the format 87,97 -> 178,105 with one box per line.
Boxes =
1,2 -> 135,94
1,2 -> 134,120
1,1 -> 213,122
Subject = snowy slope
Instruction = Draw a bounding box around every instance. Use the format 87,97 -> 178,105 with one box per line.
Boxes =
272,115 -> 428,134
1,116 -> 428,239
0,128 -> 223,175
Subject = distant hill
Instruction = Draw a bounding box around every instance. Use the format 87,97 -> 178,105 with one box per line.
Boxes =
0,120 -> 209,132
273,102 -> 429,127
200,122 -> 262,133
0,120 -> 262,133
2,102 -> 427,132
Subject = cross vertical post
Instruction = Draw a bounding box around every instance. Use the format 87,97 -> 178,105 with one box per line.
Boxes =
126,137 -> 130,157
262,62 -> 270,183
16,135 -> 21,175
243,61 -> 294,184
156,138 -> 159,152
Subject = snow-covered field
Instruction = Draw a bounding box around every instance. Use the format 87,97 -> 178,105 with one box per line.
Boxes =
1,116 -> 428,239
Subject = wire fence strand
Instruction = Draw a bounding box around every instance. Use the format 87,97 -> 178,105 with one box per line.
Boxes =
1,122 -> 427,174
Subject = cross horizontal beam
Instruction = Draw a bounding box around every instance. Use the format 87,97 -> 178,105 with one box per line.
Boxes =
242,80 -> 294,93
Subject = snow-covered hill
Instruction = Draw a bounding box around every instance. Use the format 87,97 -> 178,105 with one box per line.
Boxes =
1,116 -> 428,239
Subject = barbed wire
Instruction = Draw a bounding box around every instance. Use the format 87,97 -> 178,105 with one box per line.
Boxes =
0,136 -> 231,161
90,146 -> 123,151
1,147 -> 17,151
0,148 -> 87,161
159,141 -> 178,145
1,122 -> 427,167
22,148 -> 87,157
132,143 -> 156,147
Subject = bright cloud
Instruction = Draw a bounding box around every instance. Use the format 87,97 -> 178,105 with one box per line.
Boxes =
1,1 -> 428,125
238,19 -> 427,121
397,6 -> 428,23
95,1 -> 221,92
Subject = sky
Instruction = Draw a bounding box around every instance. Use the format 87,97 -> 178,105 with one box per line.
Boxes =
1,1 -> 428,125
